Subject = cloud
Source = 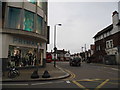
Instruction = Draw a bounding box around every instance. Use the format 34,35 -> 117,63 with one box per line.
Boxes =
48,2 -> 118,54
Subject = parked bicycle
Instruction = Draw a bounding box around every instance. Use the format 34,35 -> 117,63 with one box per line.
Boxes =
8,66 -> 20,78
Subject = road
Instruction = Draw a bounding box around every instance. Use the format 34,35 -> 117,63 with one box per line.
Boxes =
2,62 -> 120,89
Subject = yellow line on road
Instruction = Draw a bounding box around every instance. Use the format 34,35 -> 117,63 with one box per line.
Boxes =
92,80 -> 120,85
76,79 -> 101,82
72,81 -> 89,90
63,69 -> 76,80
95,79 -> 109,90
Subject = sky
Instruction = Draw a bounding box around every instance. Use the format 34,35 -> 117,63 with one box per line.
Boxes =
47,0 -> 119,54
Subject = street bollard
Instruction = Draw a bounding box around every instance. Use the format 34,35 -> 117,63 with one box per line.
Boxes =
42,70 -> 51,78
31,69 -> 39,79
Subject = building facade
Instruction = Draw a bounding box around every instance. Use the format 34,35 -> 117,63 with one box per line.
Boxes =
93,11 -> 120,64
0,1 -> 48,71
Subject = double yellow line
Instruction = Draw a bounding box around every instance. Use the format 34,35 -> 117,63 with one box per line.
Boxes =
63,69 -> 76,80
63,69 -> 110,89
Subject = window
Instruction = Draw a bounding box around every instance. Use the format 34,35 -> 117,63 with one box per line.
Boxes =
7,7 -> 21,29
106,32 -> 110,36
23,10 -> 34,31
96,45 -> 100,51
101,35 -> 103,39
36,15 -> 43,34
110,40 -> 113,48
104,33 -> 106,38
106,40 -> 113,49
27,0 -> 36,4
43,21 -> 47,36
43,2 -> 47,14
106,41 -> 109,48
37,0 -> 43,8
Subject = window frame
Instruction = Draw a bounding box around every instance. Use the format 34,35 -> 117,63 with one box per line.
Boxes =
7,7 -> 22,29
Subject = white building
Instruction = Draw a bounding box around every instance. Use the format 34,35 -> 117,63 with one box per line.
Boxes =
0,1 -> 48,72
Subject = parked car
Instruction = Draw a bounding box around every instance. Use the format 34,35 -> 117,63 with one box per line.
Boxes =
70,57 -> 81,66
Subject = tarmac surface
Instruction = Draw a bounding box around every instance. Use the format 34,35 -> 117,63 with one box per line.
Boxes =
2,63 -> 70,82
2,62 -> 119,82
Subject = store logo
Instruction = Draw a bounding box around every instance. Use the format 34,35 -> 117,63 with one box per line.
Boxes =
13,37 -> 39,46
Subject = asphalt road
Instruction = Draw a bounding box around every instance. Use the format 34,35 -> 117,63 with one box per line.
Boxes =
2,62 -> 120,89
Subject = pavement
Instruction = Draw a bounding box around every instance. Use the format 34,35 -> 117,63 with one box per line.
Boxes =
2,63 -> 70,82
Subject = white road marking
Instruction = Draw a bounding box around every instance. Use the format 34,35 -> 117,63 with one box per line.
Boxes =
31,81 -> 64,85
66,80 -> 71,83
111,68 -> 119,71
1,84 -> 28,86
77,78 -> 101,81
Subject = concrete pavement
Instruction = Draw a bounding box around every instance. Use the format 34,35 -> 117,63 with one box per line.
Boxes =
2,63 -> 70,82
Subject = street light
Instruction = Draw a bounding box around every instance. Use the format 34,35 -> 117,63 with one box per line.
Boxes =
54,24 -> 62,67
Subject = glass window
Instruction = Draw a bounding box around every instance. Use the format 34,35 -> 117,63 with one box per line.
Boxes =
27,0 -> 36,4
104,33 -> 106,38
43,2 -> 47,14
37,0 -> 43,8
36,15 -> 43,34
110,40 -> 113,48
106,41 -> 109,48
8,7 -> 21,29
43,21 -> 47,35
23,10 -> 34,31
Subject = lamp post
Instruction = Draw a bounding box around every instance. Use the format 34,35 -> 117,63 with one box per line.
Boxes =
54,24 -> 62,67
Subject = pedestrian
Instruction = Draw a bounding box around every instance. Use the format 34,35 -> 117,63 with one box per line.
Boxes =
25,53 -> 29,66
14,51 -> 20,66
28,52 -> 32,65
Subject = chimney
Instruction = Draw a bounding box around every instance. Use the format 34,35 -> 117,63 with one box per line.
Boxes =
112,11 -> 119,25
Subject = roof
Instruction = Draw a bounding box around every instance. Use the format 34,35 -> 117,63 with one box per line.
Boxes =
93,24 -> 113,38
57,50 -> 67,54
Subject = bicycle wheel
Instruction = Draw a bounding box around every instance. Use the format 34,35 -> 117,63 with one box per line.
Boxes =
16,70 -> 20,76
8,71 -> 16,78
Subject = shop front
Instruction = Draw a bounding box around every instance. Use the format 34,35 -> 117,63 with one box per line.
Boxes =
8,45 -> 44,67
3,34 -> 46,68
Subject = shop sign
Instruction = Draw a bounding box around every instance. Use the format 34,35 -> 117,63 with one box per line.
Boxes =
13,37 -> 42,47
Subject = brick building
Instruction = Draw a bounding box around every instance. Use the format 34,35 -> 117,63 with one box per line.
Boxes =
93,11 -> 120,64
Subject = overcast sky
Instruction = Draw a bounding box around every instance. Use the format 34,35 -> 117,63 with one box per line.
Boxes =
47,0 -> 119,54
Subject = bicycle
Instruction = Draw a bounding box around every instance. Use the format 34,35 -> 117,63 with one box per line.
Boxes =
8,66 -> 20,78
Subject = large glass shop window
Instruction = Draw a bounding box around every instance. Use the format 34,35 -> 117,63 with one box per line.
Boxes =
37,0 -> 43,8
27,0 -> 36,4
36,15 -> 43,34
43,2 -> 47,14
8,7 -> 21,29
8,46 -> 38,67
23,10 -> 34,31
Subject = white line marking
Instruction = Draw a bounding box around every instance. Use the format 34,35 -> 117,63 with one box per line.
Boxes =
1,84 -> 28,86
111,68 -> 118,71
66,80 -> 71,83
31,81 -> 64,85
